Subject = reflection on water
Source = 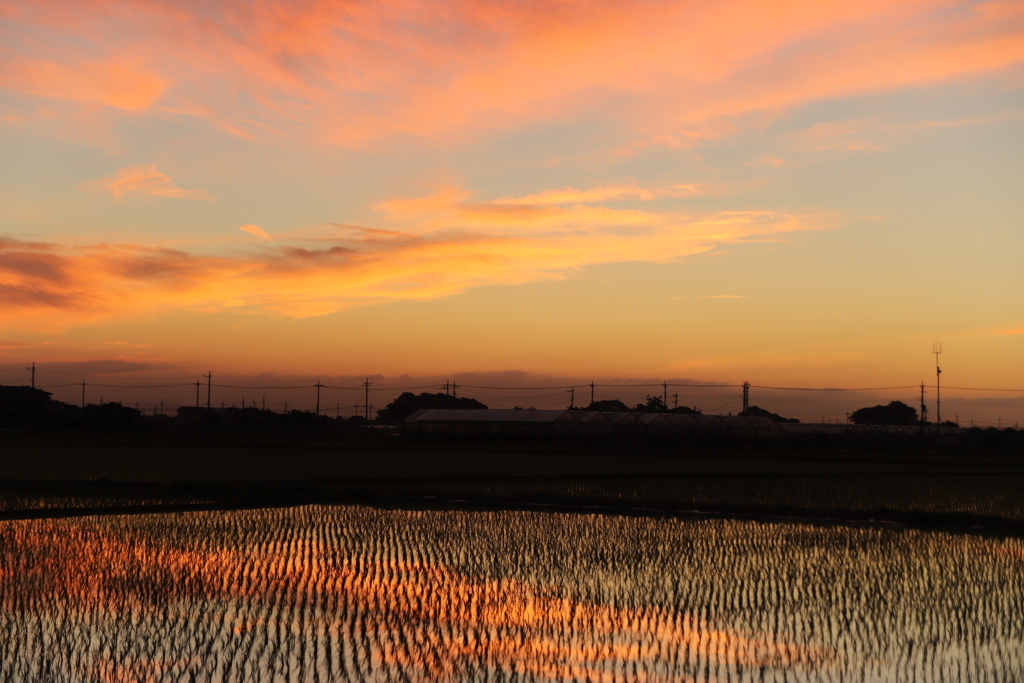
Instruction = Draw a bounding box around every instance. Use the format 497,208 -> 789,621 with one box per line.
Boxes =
0,506 -> 1021,682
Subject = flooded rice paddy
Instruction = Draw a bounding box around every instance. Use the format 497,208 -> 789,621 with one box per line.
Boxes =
1,505 -> 1021,682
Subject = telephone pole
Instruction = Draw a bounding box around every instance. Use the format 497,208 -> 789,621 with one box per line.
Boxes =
933,343 -> 942,424
919,381 -> 927,424
194,380 -> 201,414
26,362 -> 35,388
568,386 -> 575,409
204,371 -> 212,412
663,381 -> 668,409
742,381 -> 750,413
672,391 -> 679,410
452,382 -> 458,399
363,378 -> 372,421
315,382 -> 322,417
81,381 -> 86,408
590,382 -> 595,406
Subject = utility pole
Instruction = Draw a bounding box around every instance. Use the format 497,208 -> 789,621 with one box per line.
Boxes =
315,382 -> 322,417
26,362 -> 35,388
452,382 -> 458,399
663,381 -> 668,409
204,371 -> 212,412
919,381 -> 927,424
444,381 -> 450,397
933,343 -> 942,424
194,380 -> 200,414
590,382 -> 595,406
81,381 -> 86,408
363,378 -> 372,421
672,391 -> 679,410
568,386 -> 575,409
742,381 -> 750,413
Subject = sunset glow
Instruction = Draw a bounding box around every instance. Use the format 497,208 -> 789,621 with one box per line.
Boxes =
1,0 -> 1022,418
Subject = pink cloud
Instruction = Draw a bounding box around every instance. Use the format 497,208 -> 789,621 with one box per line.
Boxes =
0,54 -> 170,110
0,0 -> 1020,149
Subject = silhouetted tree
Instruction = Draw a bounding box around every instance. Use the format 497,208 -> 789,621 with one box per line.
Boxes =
633,395 -> 667,413
670,406 -> 701,415
85,402 -> 143,432
376,392 -> 488,423
584,399 -> 629,412
740,405 -> 799,423
850,400 -> 918,425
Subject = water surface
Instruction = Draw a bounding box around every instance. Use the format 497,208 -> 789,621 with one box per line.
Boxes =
1,506 -> 1021,681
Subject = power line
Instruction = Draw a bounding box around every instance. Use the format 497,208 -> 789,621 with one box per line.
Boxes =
459,384 -> 578,390
750,385 -> 919,391
213,383 -> 316,390
943,386 -> 1024,392
16,374 -> 1024,395
38,382 -> 194,388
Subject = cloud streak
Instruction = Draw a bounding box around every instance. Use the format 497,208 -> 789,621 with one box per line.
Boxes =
239,224 -> 271,240
0,186 -> 829,327
1,0 -> 1021,149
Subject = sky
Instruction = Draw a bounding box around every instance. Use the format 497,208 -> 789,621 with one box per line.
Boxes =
1,0 -> 1022,422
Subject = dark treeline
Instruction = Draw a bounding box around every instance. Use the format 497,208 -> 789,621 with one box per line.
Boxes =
1,386 -> 1020,452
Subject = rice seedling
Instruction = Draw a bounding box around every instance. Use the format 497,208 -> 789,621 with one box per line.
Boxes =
0,505 -> 1020,681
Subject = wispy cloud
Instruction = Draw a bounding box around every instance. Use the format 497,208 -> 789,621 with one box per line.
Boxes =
494,185 -> 656,206
1,0 -> 1021,148
0,54 -> 169,110
80,165 -> 211,201
0,186 -> 828,327
756,156 -> 787,168
239,224 -> 271,240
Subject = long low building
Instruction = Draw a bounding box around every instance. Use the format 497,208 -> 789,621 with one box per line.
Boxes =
404,408 -> 782,439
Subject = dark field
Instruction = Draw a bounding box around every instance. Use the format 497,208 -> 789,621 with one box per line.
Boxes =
1,442 -> 1021,532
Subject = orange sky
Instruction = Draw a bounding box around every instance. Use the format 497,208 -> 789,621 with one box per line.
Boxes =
1,0 -> 1022,421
